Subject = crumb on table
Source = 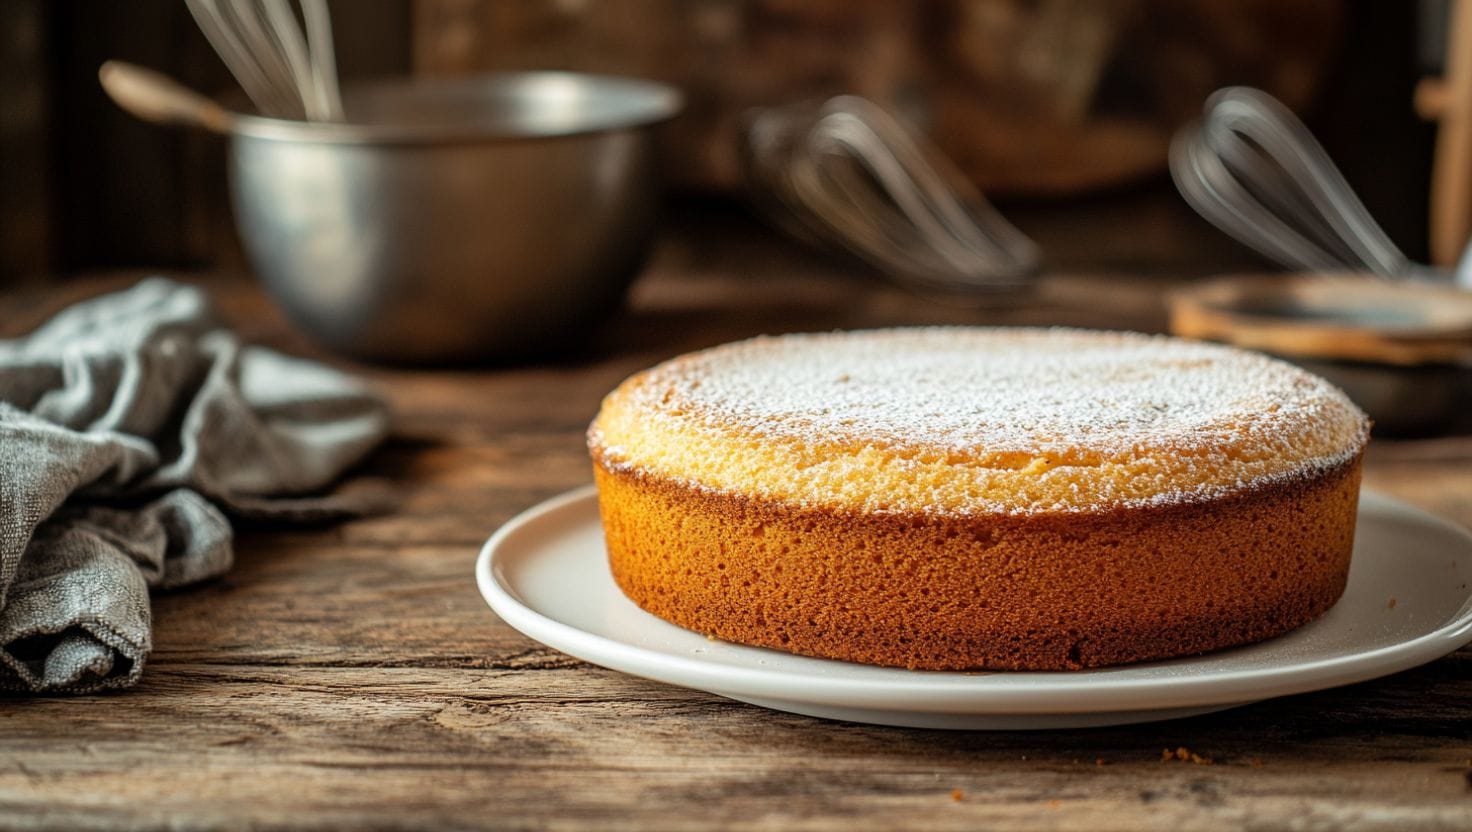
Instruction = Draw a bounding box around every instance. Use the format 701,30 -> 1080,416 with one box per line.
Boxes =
1162,746 -> 1213,765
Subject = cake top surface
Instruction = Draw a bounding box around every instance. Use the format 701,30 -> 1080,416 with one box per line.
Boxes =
590,327 -> 1369,516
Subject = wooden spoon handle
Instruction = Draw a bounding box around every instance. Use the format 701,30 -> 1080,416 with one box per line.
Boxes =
98,60 -> 234,134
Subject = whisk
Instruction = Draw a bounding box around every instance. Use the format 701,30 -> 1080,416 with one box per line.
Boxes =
742,96 -> 1039,299
1171,86 -> 1471,287
185,0 -> 343,121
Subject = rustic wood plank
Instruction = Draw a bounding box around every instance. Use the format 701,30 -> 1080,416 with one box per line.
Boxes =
2,659 -> 1469,831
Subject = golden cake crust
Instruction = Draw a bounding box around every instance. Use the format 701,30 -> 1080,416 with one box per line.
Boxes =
590,328 -> 1369,519
588,327 -> 1370,670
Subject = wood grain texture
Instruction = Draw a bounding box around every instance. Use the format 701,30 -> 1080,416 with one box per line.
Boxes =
0,200 -> 1469,831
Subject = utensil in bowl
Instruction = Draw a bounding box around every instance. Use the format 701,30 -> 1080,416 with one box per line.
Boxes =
99,60 -> 237,134
103,66 -> 683,363
183,0 -> 343,121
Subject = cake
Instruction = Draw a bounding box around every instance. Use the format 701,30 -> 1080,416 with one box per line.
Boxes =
587,327 -> 1370,671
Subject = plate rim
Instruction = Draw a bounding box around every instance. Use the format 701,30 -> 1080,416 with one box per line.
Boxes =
476,484 -> 1472,716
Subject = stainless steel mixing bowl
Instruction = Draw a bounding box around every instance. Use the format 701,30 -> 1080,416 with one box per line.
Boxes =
226,73 -> 682,363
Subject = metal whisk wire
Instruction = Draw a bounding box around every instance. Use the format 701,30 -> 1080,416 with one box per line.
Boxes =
743,96 -> 1039,299
184,0 -> 342,121
1171,86 -> 1431,280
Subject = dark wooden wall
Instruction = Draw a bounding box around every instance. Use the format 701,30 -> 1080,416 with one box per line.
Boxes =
0,0 -> 53,284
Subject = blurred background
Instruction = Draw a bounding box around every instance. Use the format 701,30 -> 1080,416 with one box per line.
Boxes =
0,0 -> 1454,283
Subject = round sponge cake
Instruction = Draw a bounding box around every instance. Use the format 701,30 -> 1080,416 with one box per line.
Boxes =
588,327 -> 1370,670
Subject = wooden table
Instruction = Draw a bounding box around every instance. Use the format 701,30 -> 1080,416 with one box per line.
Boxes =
2,200 -> 1470,830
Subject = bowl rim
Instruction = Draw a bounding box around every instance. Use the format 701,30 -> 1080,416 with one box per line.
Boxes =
1167,272 -> 1472,366
228,71 -> 684,146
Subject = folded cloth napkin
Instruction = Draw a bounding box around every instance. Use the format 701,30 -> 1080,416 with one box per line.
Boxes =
0,278 -> 391,693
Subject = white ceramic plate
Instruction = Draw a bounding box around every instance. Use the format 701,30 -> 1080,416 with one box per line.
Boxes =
476,486 -> 1472,729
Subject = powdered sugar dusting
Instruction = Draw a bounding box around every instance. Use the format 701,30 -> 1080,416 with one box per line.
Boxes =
592,327 -> 1369,515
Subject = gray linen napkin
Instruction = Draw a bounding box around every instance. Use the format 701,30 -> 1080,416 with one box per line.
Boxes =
0,278 -> 391,693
